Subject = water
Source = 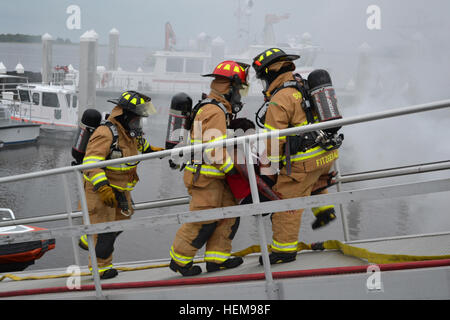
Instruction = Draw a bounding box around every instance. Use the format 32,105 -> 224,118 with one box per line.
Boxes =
0,42 -> 449,271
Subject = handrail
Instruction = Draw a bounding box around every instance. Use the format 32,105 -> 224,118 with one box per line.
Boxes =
1,160 -> 449,227
0,196 -> 192,227
0,98 -> 449,299
1,176 -> 449,245
0,98 -> 449,185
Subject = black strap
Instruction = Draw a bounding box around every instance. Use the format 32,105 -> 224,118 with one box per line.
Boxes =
200,98 -> 228,115
270,80 -> 302,97
102,121 -> 120,158
186,98 -> 229,131
103,121 -> 119,145
271,80 -> 316,125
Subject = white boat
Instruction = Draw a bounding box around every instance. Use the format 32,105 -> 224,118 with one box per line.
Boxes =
0,75 -> 40,147
0,120 -> 40,148
97,43 -> 321,98
11,83 -> 78,135
8,72 -> 78,139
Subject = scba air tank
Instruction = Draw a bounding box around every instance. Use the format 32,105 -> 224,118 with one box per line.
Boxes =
307,69 -> 342,133
71,109 -> 102,165
165,92 -> 193,150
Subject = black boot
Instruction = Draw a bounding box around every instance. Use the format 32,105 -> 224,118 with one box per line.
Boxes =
78,235 -> 88,251
206,257 -> 243,272
259,251 -> 297,265
312,208 -> 336,230
169,260 -> 202,276
100,268 -> 118,280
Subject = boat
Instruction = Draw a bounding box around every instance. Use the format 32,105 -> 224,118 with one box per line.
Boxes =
7,68 -> 79,139
0,75 -> 41,148
96,20 -> 359,105
97,40 -> 322,98
0,106 -> 40,148
0,208 -> 55,273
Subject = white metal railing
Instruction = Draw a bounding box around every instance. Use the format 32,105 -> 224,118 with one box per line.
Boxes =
0,98 -> 449,299
0,78 -> 35,122
1,160 -> 449,226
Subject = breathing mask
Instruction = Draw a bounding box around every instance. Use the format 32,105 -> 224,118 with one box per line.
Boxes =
226,81 -> 249,115
128,116 -> 144,138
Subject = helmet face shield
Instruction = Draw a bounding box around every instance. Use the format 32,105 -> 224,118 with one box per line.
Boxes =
239,83 -> 250,97
135,100 -> 157,117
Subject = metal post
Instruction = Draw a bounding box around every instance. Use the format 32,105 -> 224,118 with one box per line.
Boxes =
74,170 -> 104,299
41,33 -> 53,84
61,173 -> 81,267
78,30 -> 98,121
243,138 -> 278,299
334,158 -> 350,241
108,28 -> 119,71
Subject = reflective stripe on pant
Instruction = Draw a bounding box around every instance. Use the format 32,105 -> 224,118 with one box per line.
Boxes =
271,162 -> 334,253
89,264 -> 114,274
171,178 -> 237,265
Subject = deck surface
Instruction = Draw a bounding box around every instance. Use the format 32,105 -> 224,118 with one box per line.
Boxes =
1,232 -> 449,299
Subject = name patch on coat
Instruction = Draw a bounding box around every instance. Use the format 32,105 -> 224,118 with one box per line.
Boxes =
316,150 -> 339,167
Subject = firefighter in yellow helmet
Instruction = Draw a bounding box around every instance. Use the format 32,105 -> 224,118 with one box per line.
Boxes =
252,48 -> 341,265
80,91 -> 164,279
169,60 -> 250,276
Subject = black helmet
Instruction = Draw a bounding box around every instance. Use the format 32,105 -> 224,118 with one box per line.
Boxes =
252,48 -> 300,79
107,91 -> 156,117
170,92 -> 193,115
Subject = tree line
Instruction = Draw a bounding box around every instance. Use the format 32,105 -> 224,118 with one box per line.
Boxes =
0,34 -> 72,44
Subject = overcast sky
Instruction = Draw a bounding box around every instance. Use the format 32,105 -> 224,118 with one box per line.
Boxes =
1,0 -> 449,51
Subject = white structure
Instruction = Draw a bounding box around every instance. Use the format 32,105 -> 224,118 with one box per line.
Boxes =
78,30 -> 98,120
108,28 -> 119,71
0,75 -> 41,146
9,81 -> 78,136
41,33 -> 53,84
15,63 -> 24,74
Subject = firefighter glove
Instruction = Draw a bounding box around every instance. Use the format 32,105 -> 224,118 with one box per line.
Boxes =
151,146 -> 165,152
97,185 -> 118,208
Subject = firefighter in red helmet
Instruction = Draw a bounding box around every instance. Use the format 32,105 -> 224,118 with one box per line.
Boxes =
169,60 -> 249,276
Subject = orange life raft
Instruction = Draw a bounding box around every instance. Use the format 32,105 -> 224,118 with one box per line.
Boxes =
0,224 -> 55,272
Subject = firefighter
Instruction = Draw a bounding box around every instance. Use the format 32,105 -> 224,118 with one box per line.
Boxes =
252,48 -> 340,265
80,91 -> 164,279
169,60 -> 250,276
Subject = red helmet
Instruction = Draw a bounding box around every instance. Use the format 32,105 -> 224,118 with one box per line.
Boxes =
202,60 -> 249,85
